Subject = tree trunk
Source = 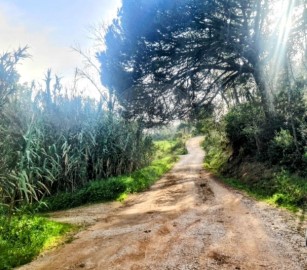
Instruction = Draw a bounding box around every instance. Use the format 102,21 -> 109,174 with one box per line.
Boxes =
253,66 -> 273,121
233,86 -> 240,105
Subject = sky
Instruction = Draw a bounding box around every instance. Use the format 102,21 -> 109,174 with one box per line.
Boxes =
0,0 -> 122,97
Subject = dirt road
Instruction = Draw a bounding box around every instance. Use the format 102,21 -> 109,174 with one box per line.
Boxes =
19,137 -> 307,270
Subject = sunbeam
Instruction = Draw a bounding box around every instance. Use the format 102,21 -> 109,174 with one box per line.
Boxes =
270,0 -> 296,84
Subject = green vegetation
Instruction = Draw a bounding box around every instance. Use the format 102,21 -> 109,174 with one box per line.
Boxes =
0,48 -> 185,270
35,139 -> 183,212
201,101 -> 307,211
0,139 -> 184,270
98,0 -> 306,213
221,171 -> 307,212
0,51 -> 153,215
202,125 -> 229,173
0,0 -> 306,267
0,215 -> 73,270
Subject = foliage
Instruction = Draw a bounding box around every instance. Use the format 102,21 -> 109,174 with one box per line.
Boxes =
224,103 -> 284,159
149,126 -> 177,141
268,129 -> 297,166
225,104 -> 264,156
0,47 -> 29,110
0,214 -> 73,270
0,67 -> 153,215
221,170 -> 307,212
203,133 -> 228,173
99,0 -> 305,123
202,106 -> 307,210
221,83 -> 307,171
202,120 -> 229,173
35,140 -> 181,212
148,123 -> 191,142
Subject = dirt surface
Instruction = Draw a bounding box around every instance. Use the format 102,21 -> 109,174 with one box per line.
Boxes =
18,137 -> 307,270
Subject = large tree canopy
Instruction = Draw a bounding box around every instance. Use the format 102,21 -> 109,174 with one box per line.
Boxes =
98,0 -> 306,126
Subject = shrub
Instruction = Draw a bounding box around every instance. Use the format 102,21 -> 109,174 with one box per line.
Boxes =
268,129 -> 297,167
224,103 -> 269,158
202,125 -> 229,173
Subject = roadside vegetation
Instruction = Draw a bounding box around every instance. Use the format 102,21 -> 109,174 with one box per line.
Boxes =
0,138 -> 184,270
0,49 -> 154,214
0,48 -> 186,270
198,92 -> 307,211
36,139 -> 184,212
0,215 -> 73,270
99,0 -> 306,211
0,0 -> 306,268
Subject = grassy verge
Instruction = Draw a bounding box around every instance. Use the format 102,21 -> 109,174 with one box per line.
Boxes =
220,171 -> 307,212
36,139 -> 185,212
0,215 -> 74,270
202,132 -> 307,212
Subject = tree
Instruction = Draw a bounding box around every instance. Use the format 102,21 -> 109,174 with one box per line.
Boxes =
98,0 -> 290,124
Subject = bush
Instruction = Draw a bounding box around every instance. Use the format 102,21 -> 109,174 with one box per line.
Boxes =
268,129 -> 297,167
202,125 -> 229,173
224,103 -> 273,158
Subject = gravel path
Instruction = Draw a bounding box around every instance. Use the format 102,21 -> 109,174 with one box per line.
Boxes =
18,137 -> 307,270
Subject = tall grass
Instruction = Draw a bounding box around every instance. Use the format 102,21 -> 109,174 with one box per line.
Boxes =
0,69 -> 153,214
0,140 -> 183,270
35,140 -> 181,212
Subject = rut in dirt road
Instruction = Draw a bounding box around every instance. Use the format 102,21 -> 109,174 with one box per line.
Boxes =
18,137 -> 307,270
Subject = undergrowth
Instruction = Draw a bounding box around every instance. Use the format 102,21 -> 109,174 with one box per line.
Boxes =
35,139 -> 184,212
202,129 -> 229,173
0,215 -> 73,270
221,171 -> 307,212
0,139 -> 185,270
202,129 -> 307,212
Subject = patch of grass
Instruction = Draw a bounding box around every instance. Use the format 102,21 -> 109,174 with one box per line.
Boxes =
265,171 -> 307,211
220,177 -> 270,200
154,139 -> 187,157
0,215 -> 74,270
37,177 -> 127,211
220,170 -> 307,212
122,155 -> 176,194
36,140 -> 183,212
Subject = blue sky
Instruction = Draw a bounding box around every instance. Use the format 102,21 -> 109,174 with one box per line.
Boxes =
0,0 -> 121,94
